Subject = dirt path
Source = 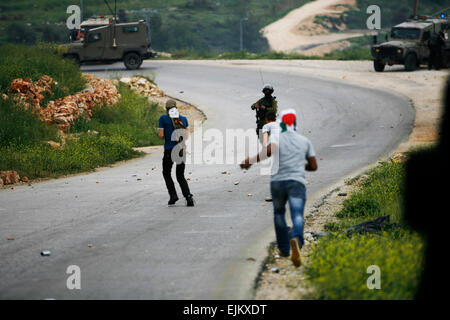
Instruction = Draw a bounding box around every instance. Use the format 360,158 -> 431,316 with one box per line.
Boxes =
262,0 -> 365,54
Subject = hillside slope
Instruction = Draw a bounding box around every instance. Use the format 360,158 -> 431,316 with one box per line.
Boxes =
261,0 -> 448,55
0,0 -> 310,52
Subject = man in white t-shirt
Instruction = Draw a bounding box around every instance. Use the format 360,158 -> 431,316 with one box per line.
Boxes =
240,109 -> 317,267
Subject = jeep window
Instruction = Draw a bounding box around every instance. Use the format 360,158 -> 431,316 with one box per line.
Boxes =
391,28 -> 421,40
88,33 -> 102,43
123,26 -> 139,33
422,31 -> 431,42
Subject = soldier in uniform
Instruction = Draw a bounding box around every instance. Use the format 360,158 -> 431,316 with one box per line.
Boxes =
251,84 -> 278,142
428,31 -> 445,70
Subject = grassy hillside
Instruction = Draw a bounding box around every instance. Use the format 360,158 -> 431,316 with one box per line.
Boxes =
343,0 -> 448,30
0,0 -> 312,52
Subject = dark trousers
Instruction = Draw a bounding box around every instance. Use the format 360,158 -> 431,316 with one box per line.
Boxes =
162,148 -> 191,198
429,47 -> 442,70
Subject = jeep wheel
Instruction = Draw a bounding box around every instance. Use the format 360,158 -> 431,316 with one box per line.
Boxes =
404,53 -> 418,72
124,53 -> 142,70
374,60 -> 385,72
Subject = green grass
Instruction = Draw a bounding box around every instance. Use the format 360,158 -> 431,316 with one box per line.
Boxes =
0,98 -> 59,148
305,160 -> 426,300
0,44 -> 85,98
70,84 -> 165,148
306,230 -> 424,300
0,44 -> 165,180
158,48 -> 372,61
0,134 -> 140,179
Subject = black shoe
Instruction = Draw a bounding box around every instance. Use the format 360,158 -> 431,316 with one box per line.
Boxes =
168,195 -> 179,206
186,195 -> 195,207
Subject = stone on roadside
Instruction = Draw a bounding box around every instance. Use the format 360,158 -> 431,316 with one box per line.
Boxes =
0,171 -> 20,185
47,140 -> 61,150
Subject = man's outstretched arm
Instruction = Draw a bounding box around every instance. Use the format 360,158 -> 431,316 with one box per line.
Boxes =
240,144 -> 273,170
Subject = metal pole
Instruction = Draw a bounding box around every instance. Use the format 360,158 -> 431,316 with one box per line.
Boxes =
80,0 -> 84,21
146,12 -> 152,43
413,0 -> 419,18
240,18 -> 248,51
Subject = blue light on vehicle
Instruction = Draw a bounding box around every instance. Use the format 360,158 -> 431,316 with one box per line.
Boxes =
441,13 -> 447,19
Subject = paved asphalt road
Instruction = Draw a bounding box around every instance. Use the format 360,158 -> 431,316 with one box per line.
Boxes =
0,61 -> 414,299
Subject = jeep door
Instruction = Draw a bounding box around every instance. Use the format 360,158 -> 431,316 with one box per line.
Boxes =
84,27 -> 106,60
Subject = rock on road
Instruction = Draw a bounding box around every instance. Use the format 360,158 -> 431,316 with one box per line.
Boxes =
0,61 -> 414,299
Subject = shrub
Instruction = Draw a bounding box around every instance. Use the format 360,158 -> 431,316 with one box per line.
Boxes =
304,160 -> 425,299
0,44 -> 85,98
306,230 -> 425,300
0,98 -> 58,147
0,135 -> 140,179
70,85 -> 165,147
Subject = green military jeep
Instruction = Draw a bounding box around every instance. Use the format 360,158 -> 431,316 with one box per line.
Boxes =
371,17 -> 449,72
63,20 -> 154,70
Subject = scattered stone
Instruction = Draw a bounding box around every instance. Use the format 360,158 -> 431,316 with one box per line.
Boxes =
274,254 -> 281,259
234,182 -> 239,185
21,177 -> 29,183
338,192 -> 347,197
247,257 -> 256,261
248,194 -> 253,197
88,244 -> 93,248
41,250 -> 51,256
265,197 -> 272,202
9,74 -> 120,131
271,267 -> 279,273
0,171 -> 20,185
7,237 -> 15,241
47,140 -> 61,149
221,171 -> 227,174
392,152 -> 408,163
119,76 -> 164,97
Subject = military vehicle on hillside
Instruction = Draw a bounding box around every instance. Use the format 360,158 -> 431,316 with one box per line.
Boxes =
63,19 -> 155,70
371,16 -> 450,72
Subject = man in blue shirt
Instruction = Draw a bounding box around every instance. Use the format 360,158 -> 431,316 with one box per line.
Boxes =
158,100 -> 194,207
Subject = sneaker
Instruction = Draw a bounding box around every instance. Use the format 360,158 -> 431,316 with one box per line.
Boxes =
186,195 -> 195,207
290,238 -> 302,268
277,250 -> 290,258
168,195 -> 179,206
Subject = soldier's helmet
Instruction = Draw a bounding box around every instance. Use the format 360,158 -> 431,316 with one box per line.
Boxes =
262,84 -> 274,94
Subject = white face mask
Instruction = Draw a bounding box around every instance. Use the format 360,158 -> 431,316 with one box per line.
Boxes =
168,108 -> 180,118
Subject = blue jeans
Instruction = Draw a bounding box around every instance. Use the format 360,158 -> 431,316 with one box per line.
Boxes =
270,180 -> 306,256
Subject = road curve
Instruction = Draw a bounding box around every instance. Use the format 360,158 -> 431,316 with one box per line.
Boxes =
0,61 -> 414,299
